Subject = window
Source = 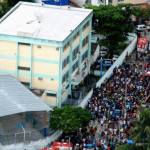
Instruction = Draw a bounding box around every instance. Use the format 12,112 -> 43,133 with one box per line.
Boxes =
18,66 -> 30,71
82,50 -> 88,62
74,31 -> 79,40
47,93 -> 56,97
83,21 -> 89,31
62,71 -> 69,83
21,82 -> 30,86
72,60 -> 78,72
63,42 -> 70,52
62,56 -> 69,69
117,0 -> 124,2
18,42 -> 30,46
82,36 -> 89,48
72,46 -> 79,61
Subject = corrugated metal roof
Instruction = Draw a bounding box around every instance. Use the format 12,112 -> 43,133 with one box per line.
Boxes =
0,75 -> 52,117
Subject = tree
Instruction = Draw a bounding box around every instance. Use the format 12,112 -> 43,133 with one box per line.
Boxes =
0,0 -> 10,18
85,4 -> 139,56
116,144 -> 132,150
49,106 -> 91,133
8,0 -> 34,8
0,0 -> 34,18
131,109 -> 150,149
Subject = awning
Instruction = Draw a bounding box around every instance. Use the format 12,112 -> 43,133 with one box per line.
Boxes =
0,75 -> 52,117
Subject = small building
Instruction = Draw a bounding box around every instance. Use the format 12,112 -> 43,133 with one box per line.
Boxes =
42,0 -> 69,6
112,0 -> 149,6
0,2 -> 93,107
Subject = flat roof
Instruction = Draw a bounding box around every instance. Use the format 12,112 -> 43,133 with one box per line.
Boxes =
0,2 -> 92,41
0,75 -> 52,117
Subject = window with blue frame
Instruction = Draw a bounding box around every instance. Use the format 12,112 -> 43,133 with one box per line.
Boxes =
63,41 -> 70,52
83,21 -> 89,31
72,46 -> 79,61
74,31 -> 79,40
62,71 -> 69,83
82,36 -> 89,48
62,55 -> 69,69
82,50 -> 88,62
72,60 -> 79,72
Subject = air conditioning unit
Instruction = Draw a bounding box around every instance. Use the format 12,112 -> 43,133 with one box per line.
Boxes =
37,45 -> 41,48
38,77 -> 43,80
72,78 -> 76,81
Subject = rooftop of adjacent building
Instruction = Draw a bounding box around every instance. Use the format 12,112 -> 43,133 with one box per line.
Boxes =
0,2 -> 92,42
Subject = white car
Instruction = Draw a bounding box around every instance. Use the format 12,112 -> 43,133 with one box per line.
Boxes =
136,24 -> 146,31
112,55 -> 119,62
100,46 -> 108,57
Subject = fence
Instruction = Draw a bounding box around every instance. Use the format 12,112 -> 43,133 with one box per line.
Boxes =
0,127 -> 54,145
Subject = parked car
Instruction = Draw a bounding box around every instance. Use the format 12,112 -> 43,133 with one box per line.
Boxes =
100,46 -> 108,57
112,54 -> 119,62
136,24 -> 146,32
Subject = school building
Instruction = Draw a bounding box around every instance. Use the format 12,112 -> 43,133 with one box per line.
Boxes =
0,2 -> 93,107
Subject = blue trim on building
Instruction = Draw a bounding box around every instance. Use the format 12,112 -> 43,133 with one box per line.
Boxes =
88,19 -> 92,73
16,42 -> 19,79
81,47 -> 88,55
45,90 -> 57,94
62,52 -> 69,61
68,38 -> 73,95
0,54 -> 59,64
58,47 -> 63,107
0,34 -> 62,47
0,69 -> 59,79
62,67 -> 69,76
0,69 -> 16,74
30,44 -> 33,88
47,104 -> 57,107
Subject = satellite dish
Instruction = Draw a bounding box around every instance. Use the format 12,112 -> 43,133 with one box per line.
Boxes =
34,11 -> 43,23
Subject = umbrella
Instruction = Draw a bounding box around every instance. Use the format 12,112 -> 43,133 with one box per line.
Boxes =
127,140 -> 133,144
86,143 -> 93,147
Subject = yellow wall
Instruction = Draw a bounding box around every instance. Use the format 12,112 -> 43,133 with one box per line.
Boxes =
72,68 -> 78,78
32,62 -> 58,76
0,58 -> 16,71
33,45 -> 59,61
42,92 -> 57,105
18,75 -> 30,83
62,64 -> 69,74
113,0 -> 146,5
19,44 -> 30,57
63,46 -> 70,58
32,77 -> 58,91
82,26 -> 90,37
73,36 -> 80,48
82,43 -> 88,52
0,41 -> 16,56
62,89 -> 69,100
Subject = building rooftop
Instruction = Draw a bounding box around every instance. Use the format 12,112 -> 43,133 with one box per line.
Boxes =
0,2 -> 92,42
0,75 -> 52,117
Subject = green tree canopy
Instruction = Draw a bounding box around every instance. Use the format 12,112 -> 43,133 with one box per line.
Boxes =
49,106 -> 91,133
0,0 -> 34,18
85,3 -> 140,56
131,109 -> 150,149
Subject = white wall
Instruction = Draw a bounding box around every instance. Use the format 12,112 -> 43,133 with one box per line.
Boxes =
91,45 -> 100,65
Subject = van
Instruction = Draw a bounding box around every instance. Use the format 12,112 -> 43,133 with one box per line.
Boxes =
136,25 -> 146,31
100,46 -> 108,57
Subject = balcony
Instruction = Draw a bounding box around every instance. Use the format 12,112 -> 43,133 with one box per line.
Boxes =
71,70 -> 88,85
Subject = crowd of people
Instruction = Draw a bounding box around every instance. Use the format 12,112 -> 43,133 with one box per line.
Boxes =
59,38 -> 150,150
